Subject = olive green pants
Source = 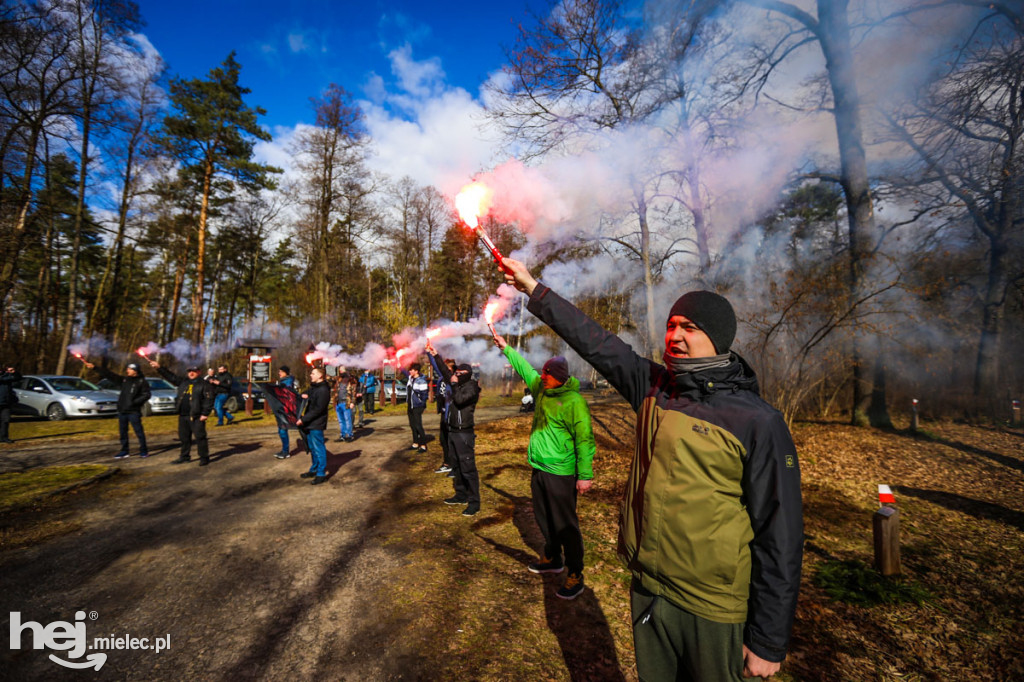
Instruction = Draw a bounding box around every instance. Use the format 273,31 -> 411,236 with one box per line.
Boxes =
631,581 -> 759,682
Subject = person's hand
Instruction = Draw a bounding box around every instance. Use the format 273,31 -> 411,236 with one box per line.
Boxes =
425,339 -> 436,355
491,329 -> 507,350
742,646 -> 781,679
148,360 -> 160,369
301,393 -> 308,399
500,258 -> 538,296
83,361 -> 95,369
577,479 -> 593,494
296,419 -> 303,426
199,415 -> 207,422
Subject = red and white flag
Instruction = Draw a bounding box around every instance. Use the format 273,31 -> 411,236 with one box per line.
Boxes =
878,484 -> 896,505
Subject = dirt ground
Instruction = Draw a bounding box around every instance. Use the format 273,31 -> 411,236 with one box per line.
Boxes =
1,404 -> 523,681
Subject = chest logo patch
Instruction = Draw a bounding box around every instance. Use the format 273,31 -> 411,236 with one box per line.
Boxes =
691,423 -> 710,436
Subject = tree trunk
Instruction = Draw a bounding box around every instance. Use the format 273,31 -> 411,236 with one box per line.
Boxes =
817,0 -> 889,426
192,159 -> 214,344
634,183 -> 658,357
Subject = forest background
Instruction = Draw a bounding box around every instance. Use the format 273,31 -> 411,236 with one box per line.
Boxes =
1,0 -> 1022,426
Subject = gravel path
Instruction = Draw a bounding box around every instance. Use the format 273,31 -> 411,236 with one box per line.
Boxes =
1,405 -> 523,680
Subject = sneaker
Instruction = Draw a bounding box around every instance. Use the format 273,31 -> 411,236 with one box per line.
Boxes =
410,444 -> 420,451
311,475 -> 328,485
444,495 -> 469,505
446,472 -> 455,478
434,464 -> 452,474
556,572 -> 585,600
528,557 -> 565,574
419,446 -> 427,453
275,451 -> 291,459
139,453 -> 149,459
199,459 -> 209,467
462,503 -> 480,516
300,472 -> 316,479
114,452 -> 129,459
171,457 -> 191,464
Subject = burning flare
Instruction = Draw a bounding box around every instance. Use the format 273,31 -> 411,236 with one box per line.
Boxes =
455,182 -> 492,228
426,328 -> 440,340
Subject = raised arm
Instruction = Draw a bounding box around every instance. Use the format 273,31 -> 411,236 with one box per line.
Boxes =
502,258 -> 657,411
502,345 -> 541,396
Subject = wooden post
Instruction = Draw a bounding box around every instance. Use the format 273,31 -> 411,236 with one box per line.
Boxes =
910,399 -> 919,433
1012,399 -> 1020,427
873,506 -> 901,576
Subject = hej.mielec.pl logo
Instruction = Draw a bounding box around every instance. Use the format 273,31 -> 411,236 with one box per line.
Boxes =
9,610 -> 171,670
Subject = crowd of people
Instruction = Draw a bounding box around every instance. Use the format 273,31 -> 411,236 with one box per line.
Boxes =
1,265 -> 805,680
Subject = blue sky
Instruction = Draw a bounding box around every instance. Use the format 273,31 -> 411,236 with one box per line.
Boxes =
135,0 -> 538,130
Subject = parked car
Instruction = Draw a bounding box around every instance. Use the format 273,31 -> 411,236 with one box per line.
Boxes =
380,379 -> 407,403
13,375 -> 119,421
226,380 -> 264,411
143,377 -> 177,415
95,375 -> 178,416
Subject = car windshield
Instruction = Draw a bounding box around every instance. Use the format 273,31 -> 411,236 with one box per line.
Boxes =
146,378 -> 174,390
48,377 -> 101,392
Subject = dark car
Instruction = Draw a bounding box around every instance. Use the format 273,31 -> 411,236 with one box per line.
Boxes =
225,380 -> 264,411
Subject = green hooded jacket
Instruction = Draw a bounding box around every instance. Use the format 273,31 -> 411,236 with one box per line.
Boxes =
503,346 -> 596,479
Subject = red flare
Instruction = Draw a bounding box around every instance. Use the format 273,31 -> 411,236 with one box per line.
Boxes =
304,352 -> 317,366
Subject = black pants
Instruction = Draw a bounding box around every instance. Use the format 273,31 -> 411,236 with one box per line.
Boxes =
449,430 -> 479,504
177,413 -> 209,462
531,468 -> 584,574
365,393 -> 375,414
407,405 -> 426,445
117,412 -> 148,455
0,406 -> 11,440
439,421 -> 452,467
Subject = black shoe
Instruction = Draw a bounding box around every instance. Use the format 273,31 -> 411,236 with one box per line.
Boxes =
114,452 -> 129,459
434,464 -> 452,474
199,459 -> 209,467
462,503 -> 480,517
528,557 -> 566,574
172,458 -> 191,464
419,446 -> 427,453
444,496 -> 469,505
556,572 -> 585,600
0,438 -> 13,444
410,444 -> 421,451
300,472 -> 316,479
446,472 -> 455,478
311,475 -> 328,485
274,451 -> 291,459
139,453 -> 149,459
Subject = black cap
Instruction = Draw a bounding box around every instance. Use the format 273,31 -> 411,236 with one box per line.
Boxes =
667,291 -> 737,354
187,365 -> 200,373
279,365 -> 290,374
126,363 -> 140,372
456,363 -> 473,374
542,356 -> 569,384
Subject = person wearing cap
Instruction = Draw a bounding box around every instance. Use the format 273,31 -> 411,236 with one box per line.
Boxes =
425,340 -> 482,516
491,331 -> 597,601
149,360 -> 216,466
81,358 -> 152,459
500,259 -> 803,682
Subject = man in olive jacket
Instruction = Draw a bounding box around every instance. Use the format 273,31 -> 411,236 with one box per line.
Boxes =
501,259 -> 803,682
492,331 -> 596,601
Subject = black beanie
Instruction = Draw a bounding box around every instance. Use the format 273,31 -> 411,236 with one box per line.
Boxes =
542,356 -> 570,384
456,363 -> 473,374
667,291 -> 736,354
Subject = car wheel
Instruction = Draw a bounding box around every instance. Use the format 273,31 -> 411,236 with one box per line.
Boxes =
142,403 -> 153,417
225,397 -> 239,412
47,403 -> 67,421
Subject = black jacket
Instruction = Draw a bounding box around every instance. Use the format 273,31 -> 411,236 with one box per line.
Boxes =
431,353 -> 479,431
300,381 -> 330,431
213,370 -> 233,396
527,283 -> 803,664
157,367 -> 215,417
0,370 -> 22,407
95,366 -> 151,414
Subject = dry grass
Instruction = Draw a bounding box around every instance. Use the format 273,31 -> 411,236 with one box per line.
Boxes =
366,400 -> 1024,681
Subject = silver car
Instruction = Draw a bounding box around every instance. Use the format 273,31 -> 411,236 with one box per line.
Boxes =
14,375 -> 120,421
144,377 -> 177,416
